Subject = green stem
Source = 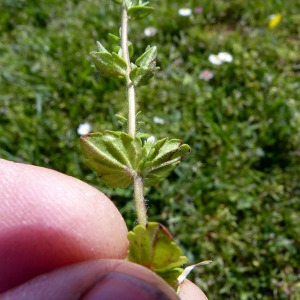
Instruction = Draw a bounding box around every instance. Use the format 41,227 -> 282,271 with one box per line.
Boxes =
121,2 -> 147,226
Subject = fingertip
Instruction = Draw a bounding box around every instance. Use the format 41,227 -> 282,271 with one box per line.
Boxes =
178,279 -> 208,300
0,160 -> 128,292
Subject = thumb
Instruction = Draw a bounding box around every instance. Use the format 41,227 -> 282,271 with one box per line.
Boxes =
1,259 -> 179,300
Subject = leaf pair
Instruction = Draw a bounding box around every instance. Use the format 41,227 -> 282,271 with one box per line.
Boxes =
80,131 -> 190,188
127,222 -> 213,290
90,41 -> 158,86
113,0 -> 154,20
126,222 -> 188,288
130,46 -> 159,87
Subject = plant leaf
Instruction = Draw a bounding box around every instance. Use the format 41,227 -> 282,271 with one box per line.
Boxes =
81,132 -> 190,188
139,138 -> 191,186
128,6 -> 154,20
127,222 -> 188,288
90,44 -> 127,79
96,41 -> 108,53
80,131 -> 142,188
130,46 -> 158,86
136,46 -> 157,67
108,33 -> 120,42
130,65 -> 156,87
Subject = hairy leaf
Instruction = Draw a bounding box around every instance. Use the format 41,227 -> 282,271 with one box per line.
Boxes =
81,132 -> 190,188
80,131 -> 142,188
129,46 -> 158,86
139,138 -> 191,186
127,222 -> 188,288
136,46 -> 157,67
90,42 -> 127,79
130,65 -> 156,87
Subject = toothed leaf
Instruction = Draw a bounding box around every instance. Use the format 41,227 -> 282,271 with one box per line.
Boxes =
81,132 -> 190,188
80,131 -> 142,188
127,222 -> 188,288
139,138 -> 191,186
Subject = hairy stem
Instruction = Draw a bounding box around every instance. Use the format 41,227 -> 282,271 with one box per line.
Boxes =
134,176 -> 147,226
121,4 -> 136,137
121,3 -> 147,226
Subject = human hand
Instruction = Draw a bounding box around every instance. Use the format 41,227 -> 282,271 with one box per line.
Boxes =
0,159 -> 207,299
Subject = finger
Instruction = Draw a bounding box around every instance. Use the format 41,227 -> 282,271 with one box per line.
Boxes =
179,280 -> 208,300
1,259 -> 179,300
0,159 -> 128,292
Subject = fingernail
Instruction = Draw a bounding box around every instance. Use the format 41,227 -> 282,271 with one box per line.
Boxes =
81,271 -> 171,300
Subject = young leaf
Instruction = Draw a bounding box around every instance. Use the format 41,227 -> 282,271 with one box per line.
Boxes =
115,114 -> 128,129
128,41 -> 134,58
124,0 -> 132,9
136,46 -> 157,67
131,0 -> 151,6
127,222 -> 188,288
108,33 -> 120,42
130,65 -> 156,87
80,131 -> 142,188
128,6 -> 155,20
131,0 -> 139,6
96,41 -> 108,53
139,138 -> 191,186
90,43 -> 127,79
129,46 -> 158,86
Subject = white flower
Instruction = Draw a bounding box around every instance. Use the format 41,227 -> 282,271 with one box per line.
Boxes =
144,26 -> 157,37
178,8 -> 192,17
208,54 -> 223,65
208,52 -> 233,65
77,122 -> 91,135
153,116 -> 165,125
218,52 -> 233,63
199,69 -> 214,81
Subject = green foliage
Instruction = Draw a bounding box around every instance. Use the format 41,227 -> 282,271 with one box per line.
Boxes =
90,42 -> 127,79
127,6 -> 154,20
80,131 -> 190,188
1,0 -> 300,299
140,137 -> 190,186
130,45 -> 159,86
80,131 -> 140,188
127,222 -> 188,288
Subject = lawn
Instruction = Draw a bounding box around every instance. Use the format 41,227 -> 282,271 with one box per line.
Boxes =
1,0 -> 300,299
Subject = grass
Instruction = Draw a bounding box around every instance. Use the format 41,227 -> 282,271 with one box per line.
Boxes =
1,0 -> 300,298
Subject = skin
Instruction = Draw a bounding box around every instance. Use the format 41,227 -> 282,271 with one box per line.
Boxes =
0,159 -> 207,299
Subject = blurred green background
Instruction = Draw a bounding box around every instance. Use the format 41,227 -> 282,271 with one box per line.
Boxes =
1,0 -> 300,298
